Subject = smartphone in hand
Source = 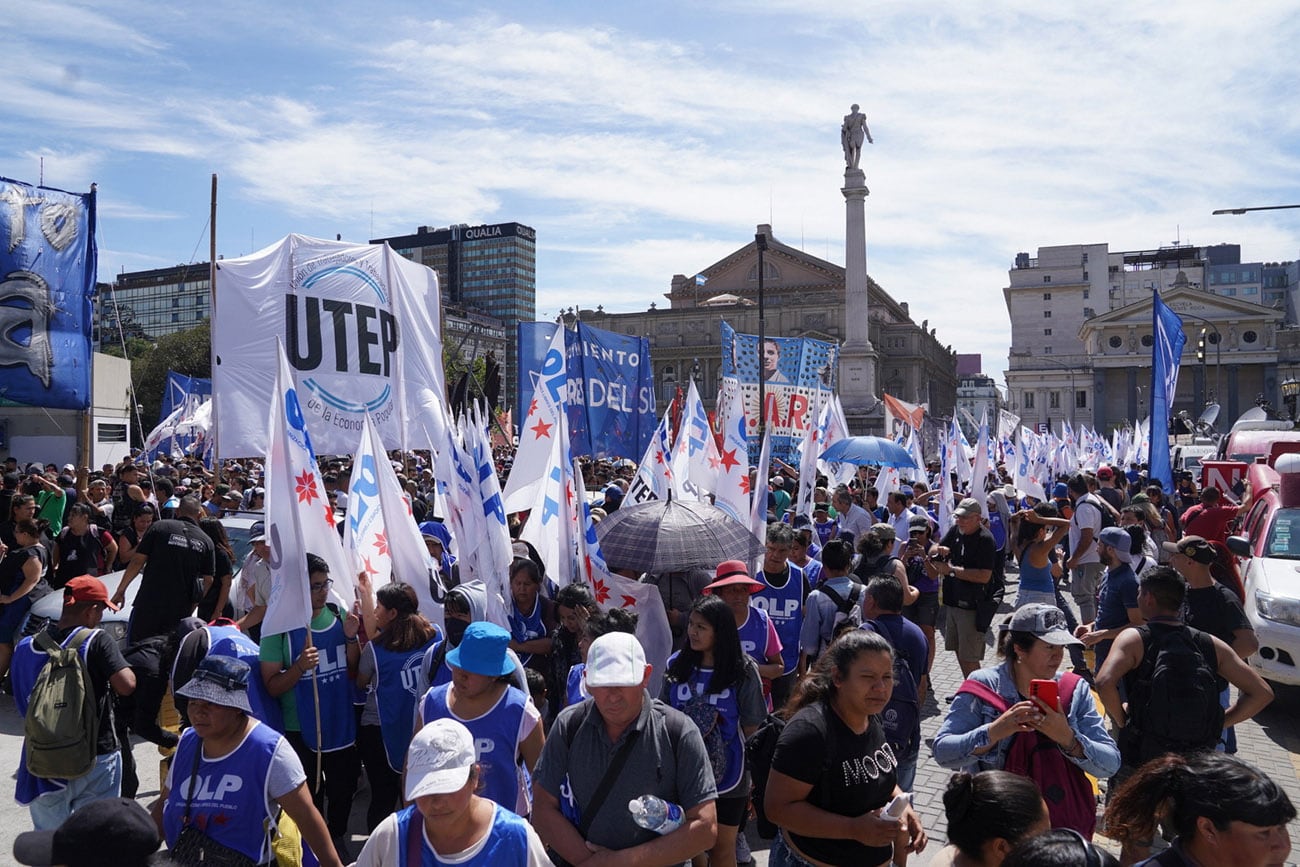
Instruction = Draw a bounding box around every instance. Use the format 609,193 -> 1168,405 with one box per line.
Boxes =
1029,678 -> 1060,713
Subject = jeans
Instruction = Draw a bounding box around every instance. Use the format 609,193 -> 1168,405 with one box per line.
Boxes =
29,752 -> 122,830
769,831 -> 818,867
895,752 -> 917,792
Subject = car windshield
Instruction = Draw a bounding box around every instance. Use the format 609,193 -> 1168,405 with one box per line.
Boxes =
1264,508 -> 1300,560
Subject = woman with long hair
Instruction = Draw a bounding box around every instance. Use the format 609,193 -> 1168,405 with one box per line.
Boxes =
195,517 -> 234,622
115,502 -> 155,568
765,630 -> 927,867
356,580 -> 441,832
1103,752 -> 1294,866
548,582 -> 599,720
1013,504 -> 1069,609
661,595 -> 765,867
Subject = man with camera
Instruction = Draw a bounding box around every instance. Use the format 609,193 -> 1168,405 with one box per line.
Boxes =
925,498 -> 996,678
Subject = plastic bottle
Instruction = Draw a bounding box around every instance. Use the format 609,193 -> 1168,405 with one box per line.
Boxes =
628,794 -> 685,835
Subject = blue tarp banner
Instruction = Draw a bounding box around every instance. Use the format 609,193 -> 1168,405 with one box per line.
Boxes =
516,322 -> 654,460
720,321 -> 837,462
566,322 -> 654,460
0,177 -> 96,409
161,371 -> 213,422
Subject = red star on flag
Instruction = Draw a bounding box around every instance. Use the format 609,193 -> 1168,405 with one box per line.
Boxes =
719,448 -> 740,473
528,398 -> 539,417
530,418 -> 553,439
593,578 -> 611,604
374,531 -> 390,557
708,452 -> 721,470
362,556 -> 379,579
295,470 -> 319,505
323,502 -> 336,529
620,595 -> 637,608
739,476 -> 751,495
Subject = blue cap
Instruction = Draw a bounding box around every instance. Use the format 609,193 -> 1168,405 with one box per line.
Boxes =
604,484 -> 623,499
446,622 -> 514,677
1097,526 -> 1133,555
1052,482 -> 1069,498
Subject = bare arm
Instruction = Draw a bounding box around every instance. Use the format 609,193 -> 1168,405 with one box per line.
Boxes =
518,720 -> 545,774
112,551 -> 148,607
1094,630 -> 1143,728
1,557 -> 44,605
1217,638 -> 1273,728
277,783 -> 344,867
1230,627 -> 1260,660
766,769 -> 901,849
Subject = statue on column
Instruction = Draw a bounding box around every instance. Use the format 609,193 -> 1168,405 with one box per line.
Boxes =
841,104 -> 873,170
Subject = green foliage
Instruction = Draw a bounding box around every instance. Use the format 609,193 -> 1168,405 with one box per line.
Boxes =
130,322 -> 211,439
101,337 -> 153,361
443,344 -> 488,398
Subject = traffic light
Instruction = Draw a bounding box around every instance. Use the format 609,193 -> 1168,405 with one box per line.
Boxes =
1197,328 -> 1206,363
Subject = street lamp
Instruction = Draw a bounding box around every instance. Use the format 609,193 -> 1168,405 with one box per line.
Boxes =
1212,204 -> 1300,215
1177,311 -> 1222,404
1282,377 -> 1300,422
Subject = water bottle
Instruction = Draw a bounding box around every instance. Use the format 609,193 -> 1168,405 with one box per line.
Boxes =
628,794 -> 684,835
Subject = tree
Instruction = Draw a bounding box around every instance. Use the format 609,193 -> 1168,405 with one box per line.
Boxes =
130,322 -> 211,441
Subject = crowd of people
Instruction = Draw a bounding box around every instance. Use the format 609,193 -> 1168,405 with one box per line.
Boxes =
1,449 -> 1296,867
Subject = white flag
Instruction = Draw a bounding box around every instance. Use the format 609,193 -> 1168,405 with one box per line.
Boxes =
750,428 -> 772,547
817,395 -> 855,488
675,381 -> 718,501
970,408 -> 991,498
503,325 -> 567,513
714,377 -> 751,523
795,390 -> 824,520
519,421 -> 581,588
263,342 -> 354,638
629,409 -> 676,504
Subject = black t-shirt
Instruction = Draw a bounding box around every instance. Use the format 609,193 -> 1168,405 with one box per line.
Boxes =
129,518 -> 215,642
0,545 -> 52,601
1183,582 -> 1249,687
54,527 -> 112,586
195,547 -> 233,622
770,701 -> 897,866
46,624 -> 130,755
939,525 -> 997,609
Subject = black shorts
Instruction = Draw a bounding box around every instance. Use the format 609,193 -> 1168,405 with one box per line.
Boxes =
716,792 -> 750,826
903,591 -> 940,627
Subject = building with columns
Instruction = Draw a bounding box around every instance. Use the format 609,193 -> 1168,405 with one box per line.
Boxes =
1005,241 -> 1291,433
573,224 -> 958,428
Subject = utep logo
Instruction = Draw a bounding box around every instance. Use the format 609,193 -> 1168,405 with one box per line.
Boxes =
285,260 -> 399,413
348,453 -> 380,535
400,651 -> 425,697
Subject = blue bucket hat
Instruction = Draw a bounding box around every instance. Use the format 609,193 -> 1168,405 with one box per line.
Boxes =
446,621 -> 514,677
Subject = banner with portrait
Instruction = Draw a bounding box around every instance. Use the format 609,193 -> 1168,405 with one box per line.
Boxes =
0,177 -> 96,410
719,321 -> 836,462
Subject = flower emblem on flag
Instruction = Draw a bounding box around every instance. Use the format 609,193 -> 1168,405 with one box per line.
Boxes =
323,502 -> 336,529
295,470 -> 319,505
373,531 -> 389,557
593,577 -> 611,604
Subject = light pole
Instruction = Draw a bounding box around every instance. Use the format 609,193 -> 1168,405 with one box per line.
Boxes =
755,232 -> 768,442
1212,204 -> 1300,215
1177,311 -> 1222,404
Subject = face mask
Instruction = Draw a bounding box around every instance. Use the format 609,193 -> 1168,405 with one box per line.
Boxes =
445,617 -> 469,646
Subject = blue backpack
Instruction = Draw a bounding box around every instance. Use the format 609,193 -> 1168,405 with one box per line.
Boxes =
860,619 -> 921,761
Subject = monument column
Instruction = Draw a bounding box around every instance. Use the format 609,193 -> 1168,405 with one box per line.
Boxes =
838,103 -> 879,431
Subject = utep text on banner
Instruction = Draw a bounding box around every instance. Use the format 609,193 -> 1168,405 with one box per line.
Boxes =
719,321 -> 836,463
0,177 -> 96,410
517,321 -> 655,460
213,235 -> 447,457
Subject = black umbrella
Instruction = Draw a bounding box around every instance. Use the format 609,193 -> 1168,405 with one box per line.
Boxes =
595,498 -> 764,574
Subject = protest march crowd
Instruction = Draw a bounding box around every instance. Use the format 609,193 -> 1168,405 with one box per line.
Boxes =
0,440 -> 1295,867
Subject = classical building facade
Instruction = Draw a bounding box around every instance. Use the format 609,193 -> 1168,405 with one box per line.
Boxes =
1005,241 -> 1291,433
574,224 -> 958,429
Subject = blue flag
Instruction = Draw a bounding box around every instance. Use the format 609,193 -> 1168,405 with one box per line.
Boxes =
1149,289 -> 1186,493
0,177 -> 96,409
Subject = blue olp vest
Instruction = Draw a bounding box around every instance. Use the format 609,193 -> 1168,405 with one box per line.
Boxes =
753,565 -> 805,674
203,625 -> 283,732
420,683 -> 527,812
665,658 -> 746,793
736,604 -> 774,667
394,802 -> 531,867
373,635 -> 441,771
288,612 -> 356,751
507,597 -> 547,666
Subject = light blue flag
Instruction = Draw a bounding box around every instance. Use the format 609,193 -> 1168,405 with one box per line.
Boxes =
1149,290 -> 1187,493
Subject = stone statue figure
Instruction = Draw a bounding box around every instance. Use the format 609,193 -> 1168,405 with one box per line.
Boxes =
841,104 -> 873,170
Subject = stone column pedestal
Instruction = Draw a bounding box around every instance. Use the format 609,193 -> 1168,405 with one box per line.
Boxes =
840,168 -> 878,431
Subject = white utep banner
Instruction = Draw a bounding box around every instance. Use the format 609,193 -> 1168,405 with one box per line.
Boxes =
214,234 -> 447,457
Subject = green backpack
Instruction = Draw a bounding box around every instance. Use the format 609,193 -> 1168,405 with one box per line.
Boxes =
25,629 -> 99,780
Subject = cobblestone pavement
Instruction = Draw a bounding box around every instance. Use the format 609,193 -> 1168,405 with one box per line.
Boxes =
746,570 -> 1300,865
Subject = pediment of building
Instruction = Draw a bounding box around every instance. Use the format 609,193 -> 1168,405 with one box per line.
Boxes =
1080,287 -> 1282,333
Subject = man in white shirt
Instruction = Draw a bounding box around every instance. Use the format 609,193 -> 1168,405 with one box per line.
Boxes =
832,488 -> 873,543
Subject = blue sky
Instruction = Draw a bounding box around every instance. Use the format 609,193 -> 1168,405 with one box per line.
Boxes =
7,1 -> 1300,385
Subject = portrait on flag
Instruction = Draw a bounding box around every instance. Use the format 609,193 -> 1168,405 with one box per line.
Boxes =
213,234 -> 446,456
719,321 -> 836,462
0,177 -> 96,410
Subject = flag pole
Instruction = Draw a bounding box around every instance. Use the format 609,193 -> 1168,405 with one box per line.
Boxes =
304,629 -> 323,792
208,173 -> 221,483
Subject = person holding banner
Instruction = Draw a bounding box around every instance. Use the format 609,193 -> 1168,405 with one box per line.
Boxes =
356,579 -> 442,832
259,553 -> 361,861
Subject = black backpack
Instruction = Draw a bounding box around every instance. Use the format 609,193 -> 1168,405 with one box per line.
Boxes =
743,713 -> 788,839
861,619 -> 921,762
1127,624 -> 1224,762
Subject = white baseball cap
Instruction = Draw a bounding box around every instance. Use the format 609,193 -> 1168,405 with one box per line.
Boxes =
584,632 -> 649,688
405,719 -> 476,800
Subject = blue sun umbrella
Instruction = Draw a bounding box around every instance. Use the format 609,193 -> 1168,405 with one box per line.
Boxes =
820,436 -> 918,469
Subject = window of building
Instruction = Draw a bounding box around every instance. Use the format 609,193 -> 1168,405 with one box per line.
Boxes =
1245,287 -> 1258,294
1108,335 -> 1122,349
98,423 -> 128,443
1044,346 -> 1053,354
1044,310 -> 1052,318
1083,290 -> 1090,299
1243,330 -> 1258,344
1076,390 -> 1088,409
1049,391 -> 1060,409
1225,288 -> 1237,296
1141,334 -> 1153,347
1083,271 -> 1089,281
1044,328 -> 1052,336
1043,276 -> 1052,284
1024,392 -> 1035,409
1207,332 -> 1220,345
1082,252 -> 1089,263
1043,292 -> 1052,301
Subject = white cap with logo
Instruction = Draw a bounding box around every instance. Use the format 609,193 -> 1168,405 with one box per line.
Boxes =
583,632 -> 649,688
405,719 -> 476,800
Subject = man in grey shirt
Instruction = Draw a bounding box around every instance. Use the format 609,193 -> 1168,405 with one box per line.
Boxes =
532,633 -> 717,867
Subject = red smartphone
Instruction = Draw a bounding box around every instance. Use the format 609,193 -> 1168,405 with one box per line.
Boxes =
1030,679 -> 1060,713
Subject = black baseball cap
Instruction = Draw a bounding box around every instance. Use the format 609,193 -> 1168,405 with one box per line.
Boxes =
14,797 -> 161,865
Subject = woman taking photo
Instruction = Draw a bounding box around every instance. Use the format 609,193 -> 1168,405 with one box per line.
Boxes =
765,630 -> 927,867
662,595 -> 765,867
356,580 -> 441,832
417,621 -> 544,817
933,604 -> 1118,837
1012,505 -> 1069,609
352,719 -> 551,866
157,655 -> 342,867
927,771 -> 1049,867
1104,752 -> 1295,866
